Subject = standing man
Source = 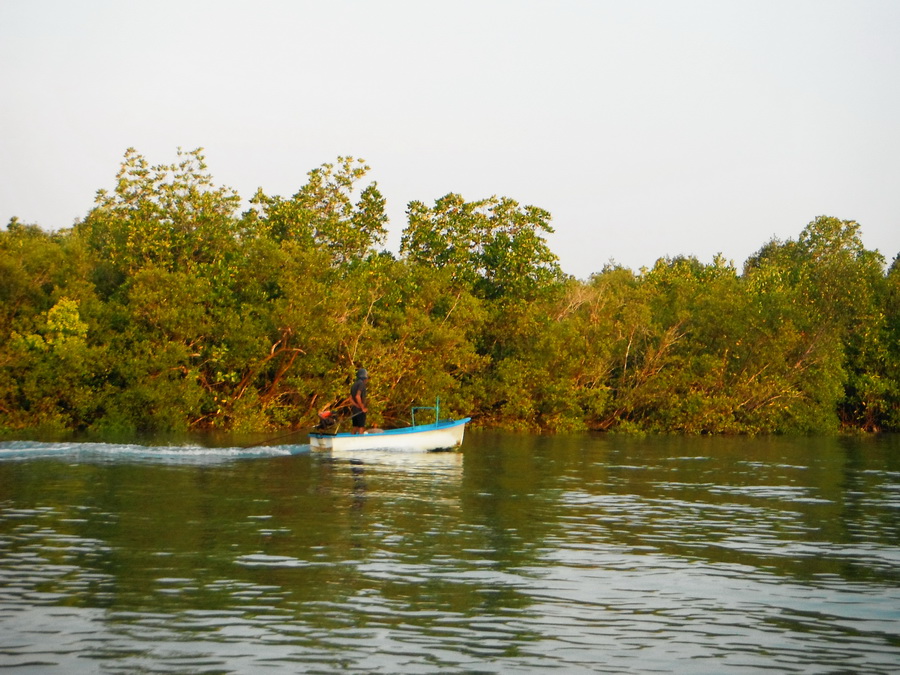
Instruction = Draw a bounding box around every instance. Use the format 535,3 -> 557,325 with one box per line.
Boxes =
350,368 -> 369,434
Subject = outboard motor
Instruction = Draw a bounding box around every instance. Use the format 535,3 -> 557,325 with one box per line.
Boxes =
316,410 -> 337,430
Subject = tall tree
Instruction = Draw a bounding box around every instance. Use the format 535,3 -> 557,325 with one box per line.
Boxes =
743,216 -> 886,431
78,147 -> 243,280
401,193 -> 562,301
245,156 -> 388,266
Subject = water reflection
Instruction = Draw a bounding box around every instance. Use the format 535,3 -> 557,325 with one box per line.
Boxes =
1,433 -> 899,673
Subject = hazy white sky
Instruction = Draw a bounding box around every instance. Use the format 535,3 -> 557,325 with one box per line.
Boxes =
2,0 -> 898,278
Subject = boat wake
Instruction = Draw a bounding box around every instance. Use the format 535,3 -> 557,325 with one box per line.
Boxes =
0,440 -> 309,465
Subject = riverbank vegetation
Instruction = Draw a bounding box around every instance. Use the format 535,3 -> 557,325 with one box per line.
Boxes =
2,149 -> 898,435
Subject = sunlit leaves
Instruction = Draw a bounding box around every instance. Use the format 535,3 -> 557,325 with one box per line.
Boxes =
400,193 -> 562,301
1,146 -> 896,436
246,156 -> 388,266
79,147 -> 243,276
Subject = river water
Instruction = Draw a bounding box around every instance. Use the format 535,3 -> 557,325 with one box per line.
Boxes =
1,432 -> 899,674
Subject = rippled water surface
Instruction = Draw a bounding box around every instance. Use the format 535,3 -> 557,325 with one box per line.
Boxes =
1,432 -> 899,673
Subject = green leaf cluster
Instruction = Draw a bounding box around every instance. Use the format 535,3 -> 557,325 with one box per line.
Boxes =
2,151 -> 898,435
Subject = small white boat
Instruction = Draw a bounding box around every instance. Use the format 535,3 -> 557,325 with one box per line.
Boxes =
308,399 -> 470,453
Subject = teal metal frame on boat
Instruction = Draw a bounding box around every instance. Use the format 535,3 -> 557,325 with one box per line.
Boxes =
411,397 -> 445,427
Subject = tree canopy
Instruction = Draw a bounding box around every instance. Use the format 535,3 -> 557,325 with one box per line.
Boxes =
1,149 -> 897,436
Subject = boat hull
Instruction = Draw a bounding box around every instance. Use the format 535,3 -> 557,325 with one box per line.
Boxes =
309,418 -> 470,453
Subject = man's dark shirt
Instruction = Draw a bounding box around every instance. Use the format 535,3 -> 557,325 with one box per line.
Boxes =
350,379 -> 367,412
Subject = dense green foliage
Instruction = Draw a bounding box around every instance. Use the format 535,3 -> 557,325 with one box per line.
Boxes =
2,149 -> 898,435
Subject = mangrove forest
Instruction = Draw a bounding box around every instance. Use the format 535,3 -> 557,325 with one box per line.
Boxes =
2,148 -> 899,435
